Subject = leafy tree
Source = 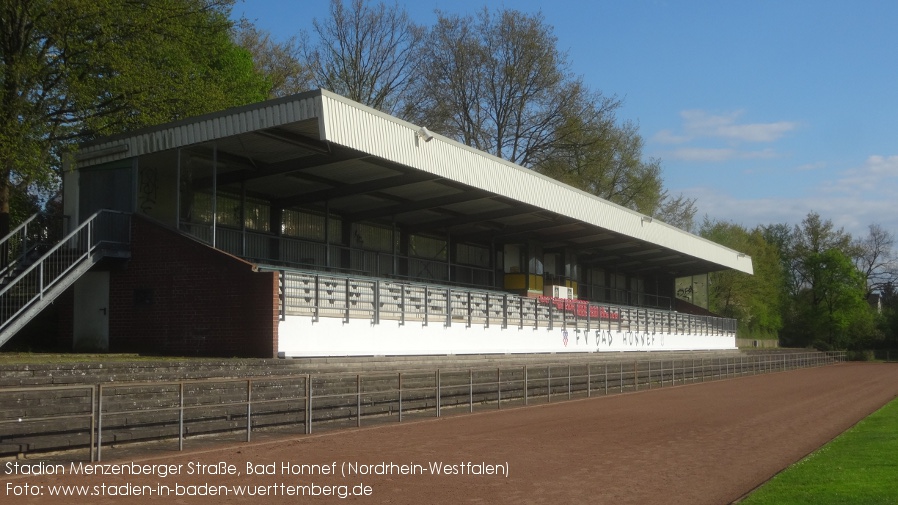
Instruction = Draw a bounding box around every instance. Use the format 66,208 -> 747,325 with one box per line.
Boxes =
761,222 -> 798,297
0,0 -> 268,234
302,0 -> 425,115
535,94 -> 663,214
763,212 -> 884,349
700,219 -> 783,339
880,282 -> 898,349
795,249 -> 876,349
789,211 -> 855,299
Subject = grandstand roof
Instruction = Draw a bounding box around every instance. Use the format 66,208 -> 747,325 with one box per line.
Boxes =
76,89 -> 753,276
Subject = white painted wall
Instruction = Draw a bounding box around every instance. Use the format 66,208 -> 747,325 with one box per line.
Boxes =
278,314 -> 736,357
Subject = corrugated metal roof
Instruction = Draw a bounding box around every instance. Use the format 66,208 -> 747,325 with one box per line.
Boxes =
73,88 -> 753,275
75,91 -> 324,167
317,91 -> 753,274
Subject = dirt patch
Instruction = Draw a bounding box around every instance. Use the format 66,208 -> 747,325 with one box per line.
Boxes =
4,362 -> 898,504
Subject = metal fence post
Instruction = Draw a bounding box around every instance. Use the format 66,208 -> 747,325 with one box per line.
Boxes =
548,366 -> 552,403
398,372 -> 403,423
97,385 -> 104,462
357,374 -> 362,428
306,375 -> 313,435
568,365 -> 572,399
90,386 -> 97,462
524,366 -> 529,405
469,369 -> 474,413
179,382 -> 185,452
436,369 -> 441,418
497,368 -> 501,409
587,364 -> 592,397
246,379 -> 252,443
604,363 -> 608,395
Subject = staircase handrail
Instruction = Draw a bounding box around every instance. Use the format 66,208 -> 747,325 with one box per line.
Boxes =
0,212 -> 40,246
0,211 -> 130,334
0,212 -> 43,278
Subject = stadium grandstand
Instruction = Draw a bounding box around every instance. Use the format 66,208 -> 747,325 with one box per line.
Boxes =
0,89 -> 753,357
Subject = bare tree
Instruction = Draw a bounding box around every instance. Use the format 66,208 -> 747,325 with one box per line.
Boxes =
415,8 -> 582,167
853,224 -> 898,297
234,18 -> 311,98
303,0 -> 425,115
654,192 -> 698,232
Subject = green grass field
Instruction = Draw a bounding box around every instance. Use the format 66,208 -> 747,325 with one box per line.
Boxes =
739,398 -> 898,504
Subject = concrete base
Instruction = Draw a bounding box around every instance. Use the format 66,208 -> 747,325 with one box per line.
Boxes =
278,314 -> 736,357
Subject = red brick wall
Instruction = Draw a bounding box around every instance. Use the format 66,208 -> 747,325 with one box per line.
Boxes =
99,217 -> 279,357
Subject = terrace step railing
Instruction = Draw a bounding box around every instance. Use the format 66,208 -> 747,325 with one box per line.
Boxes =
0,210 -> 131,347
275,270 -> 738,337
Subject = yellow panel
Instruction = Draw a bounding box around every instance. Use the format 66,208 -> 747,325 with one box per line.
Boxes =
504,273 -> 526,290
530,275 -> 544,291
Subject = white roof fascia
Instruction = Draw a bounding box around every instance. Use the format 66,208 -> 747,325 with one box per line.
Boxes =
73,91 -> 325,168
318,90 -> 753,275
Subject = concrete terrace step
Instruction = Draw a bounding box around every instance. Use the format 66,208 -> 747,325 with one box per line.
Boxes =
0,350 -> 836,459
0,350 -> 748,387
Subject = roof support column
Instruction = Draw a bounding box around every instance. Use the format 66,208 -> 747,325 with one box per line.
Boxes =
445,230 -> 451,283
324,202 -> 331,268
490,239 -> 497,288
211,143 -> 217,248
269,206 -> 282,263
175,148 -> 181,230
391,220 -> 397,276
341,220 -> 353,272
240,182 -> 246,256
398,228 -> 409,279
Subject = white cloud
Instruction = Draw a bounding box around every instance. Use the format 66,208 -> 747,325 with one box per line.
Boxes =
668,147 -> 736,162
681,154 -> 898,237
654,109 -> 798,145
666,146 -> 778,163
796,162 -> 826,172
681,110 -> 798,143
862,155 -> 898,176
653,129 -> 692,144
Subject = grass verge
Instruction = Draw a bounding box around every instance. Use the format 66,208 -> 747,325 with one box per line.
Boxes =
738,397 -> 898,504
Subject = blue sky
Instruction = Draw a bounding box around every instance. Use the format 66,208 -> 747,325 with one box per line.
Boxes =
233,1 -> 898,238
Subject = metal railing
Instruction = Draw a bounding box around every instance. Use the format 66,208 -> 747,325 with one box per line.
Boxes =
182,223 -> 497,289
0,351 -> 846,462
579,282 -> 673,310
182,222 -> 684,314
0,213 -> 67,279
0,213 -> 38,278
0,210 -> 130,340
278,270 -> 737,336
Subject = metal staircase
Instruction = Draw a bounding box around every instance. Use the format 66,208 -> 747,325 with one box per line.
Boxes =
0,210 -> 131,347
